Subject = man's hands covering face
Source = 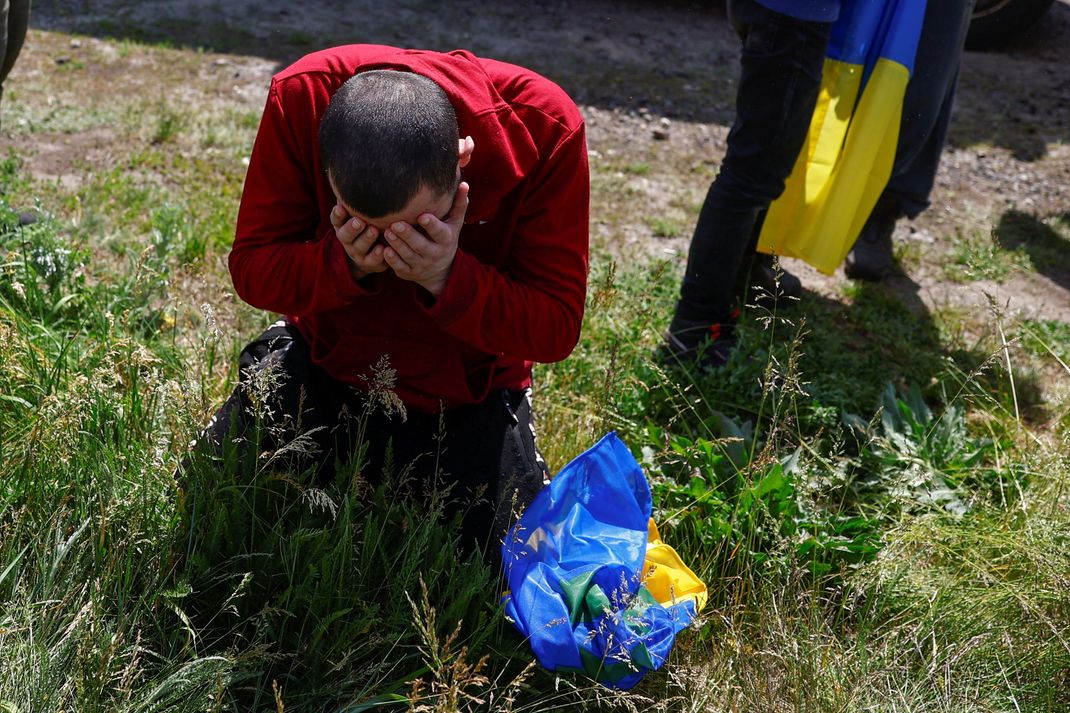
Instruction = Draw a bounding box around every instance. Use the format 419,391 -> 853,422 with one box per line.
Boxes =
332,206 -> 389,280
381,182 -> 469,299
332,182 -> 470,299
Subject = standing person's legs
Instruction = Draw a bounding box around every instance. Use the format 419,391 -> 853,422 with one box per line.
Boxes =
0,0 -> 35,226
885,0 -> 975,217
0,0 -> 28,82
0,1 -> 10,106
845,0 -> 975,280
0,0 -> 30,113
666,0 -> 831,365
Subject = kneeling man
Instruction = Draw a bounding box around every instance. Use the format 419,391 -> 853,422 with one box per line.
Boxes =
204,45 -> 589,552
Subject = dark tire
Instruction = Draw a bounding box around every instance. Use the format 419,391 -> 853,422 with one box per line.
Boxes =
966,0 -> 1056,50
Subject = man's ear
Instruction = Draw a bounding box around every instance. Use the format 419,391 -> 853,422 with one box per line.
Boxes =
457,135 -> 475,168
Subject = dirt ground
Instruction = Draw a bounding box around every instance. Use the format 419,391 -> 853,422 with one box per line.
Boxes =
16,0 -> 1070,326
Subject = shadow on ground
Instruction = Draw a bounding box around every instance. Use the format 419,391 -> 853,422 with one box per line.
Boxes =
994,209 -> 1070,292
949,2 -> 1070,161
728,273 -> 1045,425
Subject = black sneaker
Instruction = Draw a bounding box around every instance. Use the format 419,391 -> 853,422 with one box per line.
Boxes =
660,314 -> 737,371
844,198 -> 900,281
742,253 -> 802,305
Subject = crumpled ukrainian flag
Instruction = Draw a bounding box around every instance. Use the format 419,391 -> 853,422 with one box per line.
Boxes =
501,432 -> 707,690
758,0 -> 928,274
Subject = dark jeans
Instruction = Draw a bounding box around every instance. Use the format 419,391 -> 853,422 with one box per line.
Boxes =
0,0 -> 30,97
885,0 -> 974,218
197,320 -> 550,554
674,0 -> 831,326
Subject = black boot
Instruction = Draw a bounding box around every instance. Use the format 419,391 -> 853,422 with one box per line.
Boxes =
660,311 -> 738,371
844,197 -> 900,281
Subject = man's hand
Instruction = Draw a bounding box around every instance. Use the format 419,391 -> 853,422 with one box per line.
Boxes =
382,182 -> 470,299
332,205 -> 389,281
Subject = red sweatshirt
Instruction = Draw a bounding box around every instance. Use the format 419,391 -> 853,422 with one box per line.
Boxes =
230,45 -> 590,413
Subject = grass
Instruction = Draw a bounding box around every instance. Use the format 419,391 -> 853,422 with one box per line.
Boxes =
646,216 -> 684,238
1020,318 -> 1070,364
994,209 -> 1070,277
943,226 -> 1031,283
2,29 -> 1070,713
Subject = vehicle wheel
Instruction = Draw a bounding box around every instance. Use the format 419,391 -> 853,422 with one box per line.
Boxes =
966,0 -> 1056,50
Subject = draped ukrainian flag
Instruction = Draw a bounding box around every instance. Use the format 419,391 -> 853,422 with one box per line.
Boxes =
501,432 -> 707,690
757,0 -> 928,274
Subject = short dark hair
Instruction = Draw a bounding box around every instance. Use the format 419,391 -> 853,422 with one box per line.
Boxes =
319,69 -> 459,218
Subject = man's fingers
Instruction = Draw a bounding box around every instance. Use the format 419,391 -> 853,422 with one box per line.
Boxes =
346,217 -> 366,239
355,242 -> 388,275
330,204 -> 348,229
332,205 -> 389,276
332,206 -> 364,238
382,246 -> 412,275
385,226 -> 423,263
364,244 -> 387,269
418,182 -> 469,243
350,225 -> 379,253
448,181 -> 470,224
390,221 -> 435,253
335,216 -> 367,247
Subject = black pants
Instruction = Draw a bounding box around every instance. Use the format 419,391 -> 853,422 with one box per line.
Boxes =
199,320 -> 550,553
885,0 -> 974,218
674,0 -> 832,325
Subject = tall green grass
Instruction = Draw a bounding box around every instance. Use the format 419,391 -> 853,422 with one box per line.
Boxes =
2,185 -> 1069,710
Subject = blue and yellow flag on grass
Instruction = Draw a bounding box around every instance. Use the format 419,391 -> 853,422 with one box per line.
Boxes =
501,432 -> 707,690
758,0 -> 928,274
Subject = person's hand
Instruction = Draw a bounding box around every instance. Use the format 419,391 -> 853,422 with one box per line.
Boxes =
332,204 -> 389,280
381,182 -> 470,299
